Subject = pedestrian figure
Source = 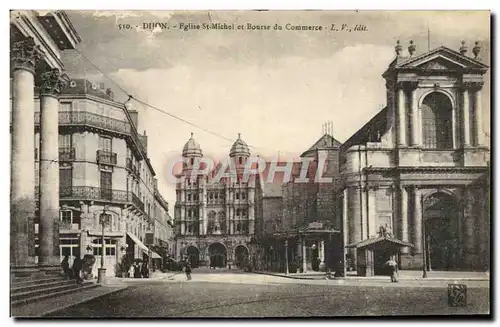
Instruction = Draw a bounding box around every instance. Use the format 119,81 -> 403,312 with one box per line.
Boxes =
386,259 -> 398,282
128,264 -> 134,278
61,255 -> 71,279
142,261 -> 149,278
72,256 -> 83,285
134,262 -> 142,278
185,262 -> 192,280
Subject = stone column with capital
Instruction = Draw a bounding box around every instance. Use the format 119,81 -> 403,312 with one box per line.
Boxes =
409,82 -> 421,146
400,187 -> 409,254
473,84 -> 484,146
11,37 -> 42,266
463,187 -> 477,269
397,83 -> 407,146
462,87 -> 471,146
38,68 -> 66,267
413,188 -> 423,255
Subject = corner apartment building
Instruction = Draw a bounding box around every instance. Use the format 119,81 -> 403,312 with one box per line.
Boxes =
30,79 -> 164,275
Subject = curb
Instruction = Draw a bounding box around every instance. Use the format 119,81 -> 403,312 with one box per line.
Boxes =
253,271 -> 489,282
39,286 -> 128,317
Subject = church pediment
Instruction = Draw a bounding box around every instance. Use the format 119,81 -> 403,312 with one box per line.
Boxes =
396,46 -> 488,72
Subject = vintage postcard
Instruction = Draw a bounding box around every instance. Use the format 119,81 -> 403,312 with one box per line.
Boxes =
9,10 -> 490,317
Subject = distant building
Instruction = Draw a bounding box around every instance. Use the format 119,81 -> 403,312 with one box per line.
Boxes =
174,133 -> 256,268
340,42 -> 490,275
255,128 -> 344,273
154,184 -> 175,259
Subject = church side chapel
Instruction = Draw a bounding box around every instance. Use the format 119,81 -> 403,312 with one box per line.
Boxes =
340,40 -> 490,276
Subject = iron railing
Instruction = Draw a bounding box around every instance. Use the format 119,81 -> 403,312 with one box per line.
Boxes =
59,147 -> 76,162
96,150 -> 117,165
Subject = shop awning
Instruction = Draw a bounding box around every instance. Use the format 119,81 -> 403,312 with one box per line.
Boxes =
126,232 -> 162,259
346,236 -> 414,249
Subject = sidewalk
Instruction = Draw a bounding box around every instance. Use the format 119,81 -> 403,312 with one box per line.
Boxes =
12,284 -> 127,318
254,270 -> 490,281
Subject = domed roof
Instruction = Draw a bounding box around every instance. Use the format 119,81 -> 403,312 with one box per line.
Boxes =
230,133 -> 250,157
182,133 -> 203,157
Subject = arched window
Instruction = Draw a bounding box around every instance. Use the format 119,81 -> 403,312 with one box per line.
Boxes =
190,157 -> 194,165
421,92 -> 453,149
239,157 -> 243,165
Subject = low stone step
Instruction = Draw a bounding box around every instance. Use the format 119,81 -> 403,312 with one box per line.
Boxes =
11,279 -> 75,295
11,276 -> 64,288
11,283 -> 99,308
11,281 -> 93,302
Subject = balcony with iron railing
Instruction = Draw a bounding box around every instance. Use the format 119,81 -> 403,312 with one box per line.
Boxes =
131,192 -> 145,212
59,147 -> 76,162
96,150 -> 117,165
34,111 -> 146,156
36,185 -> 147,214
126,157 -> 140,178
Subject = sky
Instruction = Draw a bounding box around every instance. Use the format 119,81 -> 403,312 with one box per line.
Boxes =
60,10 -> 491,209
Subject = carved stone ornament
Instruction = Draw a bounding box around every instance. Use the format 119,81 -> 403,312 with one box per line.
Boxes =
11,37 -> 43,74
462,81 -> 484,92
40,68 -> 68,96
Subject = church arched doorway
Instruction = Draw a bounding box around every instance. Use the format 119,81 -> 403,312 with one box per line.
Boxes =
234,245 -> 249,269
208,242 -> 227,268
186,246 -> 200,268
423,192 -> 460,270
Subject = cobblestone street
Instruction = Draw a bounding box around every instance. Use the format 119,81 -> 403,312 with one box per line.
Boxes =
47,272 -> 490,317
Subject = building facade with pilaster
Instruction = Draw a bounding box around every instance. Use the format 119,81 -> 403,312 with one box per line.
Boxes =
10,10 -> 81,271
340,41 -> 490,273
174,134 -> 256,268
28,78 -> 164,276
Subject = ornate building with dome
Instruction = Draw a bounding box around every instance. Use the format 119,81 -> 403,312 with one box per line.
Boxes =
174,133 -> 257,268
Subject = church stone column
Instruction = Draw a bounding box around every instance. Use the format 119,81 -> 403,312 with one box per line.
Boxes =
397,83 -> 407,146
38,68 -> 66,267
413,188 -> 422,254
367,187 -> 376,238
410,83 -> 421,146
462,87 -> 471,146
400,187 -> 409,254
464,187 -> 476,269
11,37 -> 41,266
474,85 -> 484,146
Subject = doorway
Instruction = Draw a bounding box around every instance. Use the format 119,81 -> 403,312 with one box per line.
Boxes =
208,242 -> 227,268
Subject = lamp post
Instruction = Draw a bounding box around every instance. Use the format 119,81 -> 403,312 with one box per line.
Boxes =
97,204 -> 110,284
284,240 -> 289,275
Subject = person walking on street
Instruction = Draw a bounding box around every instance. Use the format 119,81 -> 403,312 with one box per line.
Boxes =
386,259 -> 398,282
185,262 -> 192,280
61,255 -> 71,279
142,261 -> 149,278
134,262 -> 142,278
72,256 -> 83,285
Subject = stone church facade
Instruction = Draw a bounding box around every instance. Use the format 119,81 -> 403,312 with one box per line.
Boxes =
340,41 -> 490,272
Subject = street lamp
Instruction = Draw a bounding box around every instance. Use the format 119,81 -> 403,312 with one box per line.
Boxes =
284,240 -> 289,275
97,204 -> 110,284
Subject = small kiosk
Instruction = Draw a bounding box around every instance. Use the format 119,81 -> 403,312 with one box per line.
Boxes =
346,232 -> 413,277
